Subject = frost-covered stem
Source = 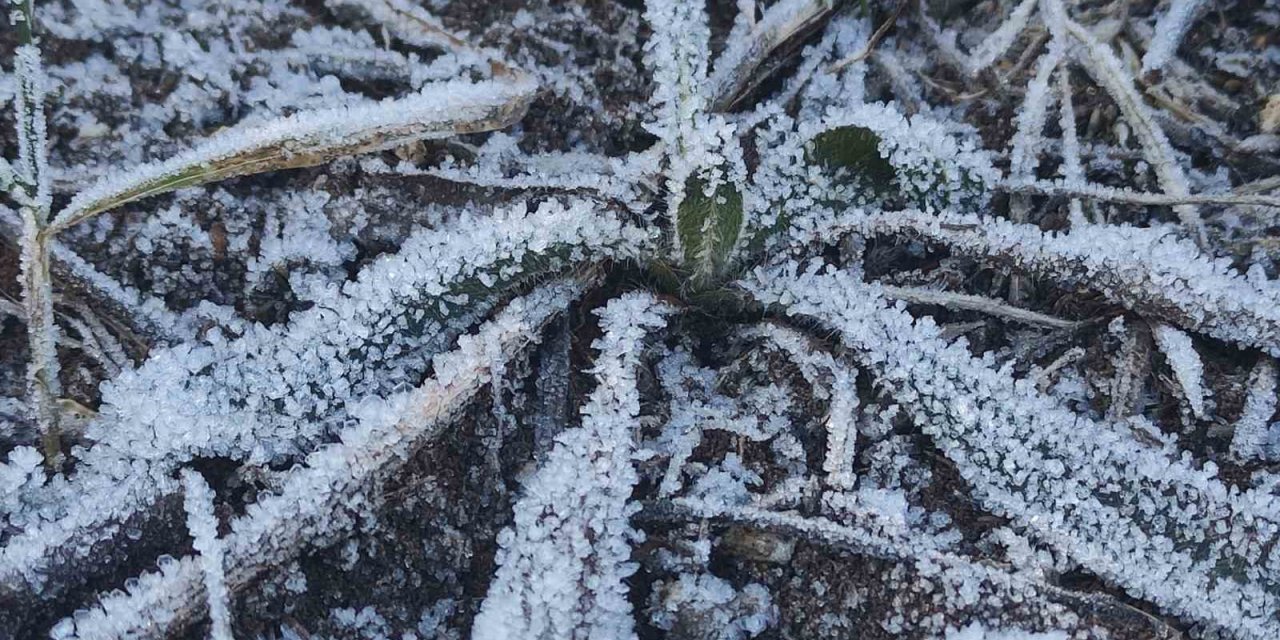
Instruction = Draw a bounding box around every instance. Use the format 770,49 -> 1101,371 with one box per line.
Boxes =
1140,0 -> 1206,74
1008,44 -> 1063,181
179,470 -> 232,640
880,284 -> 1081,330
473,293 -> 672,640
20,230 -> 59,466
962,0 -> 1038,75
1040,0 -> 1205,244
994,179 -> 1280,209
1055,68 -> 1088,227
10,5 -> 61,467
49,280 -> 589,640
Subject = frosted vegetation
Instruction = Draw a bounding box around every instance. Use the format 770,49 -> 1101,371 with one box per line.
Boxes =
1,0 -> 1279,638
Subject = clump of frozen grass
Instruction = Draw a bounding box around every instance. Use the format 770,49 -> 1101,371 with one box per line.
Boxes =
747,262 -> 1280,639
49,280 -> 587,640
3,0 -> 537,466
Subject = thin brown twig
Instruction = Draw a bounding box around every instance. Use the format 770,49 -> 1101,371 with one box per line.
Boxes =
828,0 -> 907,73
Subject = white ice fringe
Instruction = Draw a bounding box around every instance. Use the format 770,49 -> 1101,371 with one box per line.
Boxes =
49,279 -> 588,640
179,470 -> 232,640
804,103 -> 1000,211
747,263 -> 1280,639
473,293 -> 672,640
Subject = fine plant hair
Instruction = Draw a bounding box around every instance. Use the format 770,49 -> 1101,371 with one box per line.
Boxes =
3,0 -> 1280,638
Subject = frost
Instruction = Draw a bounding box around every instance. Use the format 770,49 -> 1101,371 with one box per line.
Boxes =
473,293 -> 671,640
942,622 -> 1068,640
87,199 -> 647,470
747,324 -> 859,491
747,263 -> 1280,638
1152,324 -> 1209,418
5,1 -> 1280,637
1232,359 -> 1279,462
646,572 -> 775,639
48,280 -> 587,639
179,470 -> 231,640
652,347 -> 793,496
788,207 -> 1280,357
963,0 -> 1039,75
50,76 -> 537,232
1141,0 -> 1206,74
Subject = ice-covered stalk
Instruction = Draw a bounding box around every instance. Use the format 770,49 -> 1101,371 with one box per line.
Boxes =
9,0 -> 61,467
474,293 -> 672,640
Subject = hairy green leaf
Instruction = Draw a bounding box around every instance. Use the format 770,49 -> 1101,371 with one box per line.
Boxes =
676,175 -> 744,280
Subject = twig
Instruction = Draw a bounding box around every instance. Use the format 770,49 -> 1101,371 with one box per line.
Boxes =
879,284 -> 1081,329
827,0 -> 906,73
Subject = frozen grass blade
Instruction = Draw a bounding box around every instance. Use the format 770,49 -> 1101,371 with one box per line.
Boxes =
1141,0 -> 1206,74
474,293 -> 672,640
707,0 -> 835,111
788,207 -> 1280,356
48,77 -> 536,234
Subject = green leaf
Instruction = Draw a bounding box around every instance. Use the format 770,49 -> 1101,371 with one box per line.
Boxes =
676,175 -> 744,280
808,125 -> 896,189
